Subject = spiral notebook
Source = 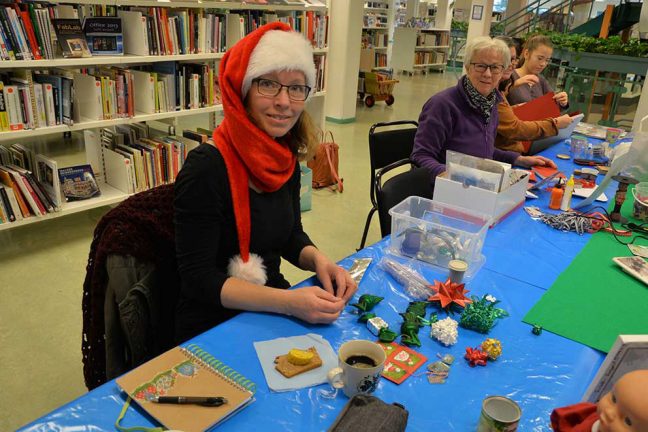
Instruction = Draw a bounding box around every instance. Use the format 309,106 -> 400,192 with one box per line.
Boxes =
116,344 -> 256,431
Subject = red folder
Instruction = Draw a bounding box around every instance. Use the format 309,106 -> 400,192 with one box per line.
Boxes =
511,92 -> 561,153
512,92 -> 560,121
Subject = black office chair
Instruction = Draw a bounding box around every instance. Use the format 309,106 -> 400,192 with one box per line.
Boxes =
358,120 -> 419,250
375,160 -> 433,239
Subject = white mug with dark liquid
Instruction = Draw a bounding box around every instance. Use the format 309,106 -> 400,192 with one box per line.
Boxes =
327,340 -> 386,398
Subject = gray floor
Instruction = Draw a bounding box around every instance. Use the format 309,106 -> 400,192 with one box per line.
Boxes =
0,71 -> 457,430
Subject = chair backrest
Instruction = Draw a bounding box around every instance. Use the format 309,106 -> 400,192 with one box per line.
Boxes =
376,165 -> 433,238
368,121 -> 418,206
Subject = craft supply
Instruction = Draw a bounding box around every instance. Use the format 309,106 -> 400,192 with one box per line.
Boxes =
556,153 -> 570,160
549,181 -> 564,210
560,175 -> 575,211
379,342 -> 427,384
459,295 -> 509,334
605,127 -> 623,143
399,313 -> 423,347
378,327 -> 398,343
477,396 -> 521,432
481,338 -> 502,360
428,279 -> 472,311
427,361 -> 450,384
405,301 -> 429,319
358,313 -> 377,323
350,294 -> 384,313
367,317 -> 389,336
379,257 -> 433,300
430,317 -> 459,346
448,259 -> 468,284
628,244 -> 648,259
532,325 -> 543,335
464,347 -> 489,367
348,258 -> 373,285
632,182 -> 648,222
524,207 -> 618,236
275,347 -> 323,378
611,175 -> 639,223
116,344 -> 256,432
570,135 -> 588,158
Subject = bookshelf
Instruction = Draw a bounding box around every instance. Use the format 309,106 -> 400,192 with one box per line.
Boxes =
391,26 -> 449,73
0,0 -> 330,231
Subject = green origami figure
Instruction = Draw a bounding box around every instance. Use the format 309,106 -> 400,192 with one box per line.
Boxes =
378,327 -> 398,343
400,321 -> 422,347
406,301 -> 429,319
350,294 -> 384,313
358,312 -> 377,323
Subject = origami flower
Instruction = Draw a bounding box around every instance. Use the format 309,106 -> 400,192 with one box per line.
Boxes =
428,279 -> 472,310
464,347 -> 489,367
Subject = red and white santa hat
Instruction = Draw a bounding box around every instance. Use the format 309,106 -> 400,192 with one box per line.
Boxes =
241,29 -> 316,100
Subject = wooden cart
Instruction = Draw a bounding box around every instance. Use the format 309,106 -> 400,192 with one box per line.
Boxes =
362,72 -> 399,108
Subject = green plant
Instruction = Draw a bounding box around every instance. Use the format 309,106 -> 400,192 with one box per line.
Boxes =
523,31 -> 648,58
451,19 -> 468,32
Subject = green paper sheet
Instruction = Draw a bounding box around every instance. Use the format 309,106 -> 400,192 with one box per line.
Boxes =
523,192 -> 648,352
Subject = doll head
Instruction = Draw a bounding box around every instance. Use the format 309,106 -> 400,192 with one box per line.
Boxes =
597,369 -> 648,432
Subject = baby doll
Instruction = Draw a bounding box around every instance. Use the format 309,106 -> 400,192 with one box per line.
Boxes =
551,369 -> 648,432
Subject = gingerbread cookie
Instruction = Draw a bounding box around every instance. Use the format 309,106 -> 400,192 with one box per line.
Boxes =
274,347 -> 322,378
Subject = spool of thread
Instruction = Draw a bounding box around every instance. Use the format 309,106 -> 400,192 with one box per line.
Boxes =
549,182 -> 564,210
448,259 -> 468,284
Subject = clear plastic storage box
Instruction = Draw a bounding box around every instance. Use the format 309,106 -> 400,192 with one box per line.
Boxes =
388,197 -> 491,278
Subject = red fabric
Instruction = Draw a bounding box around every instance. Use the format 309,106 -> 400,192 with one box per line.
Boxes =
551,402 -> 599,432
214,22 -> 297,262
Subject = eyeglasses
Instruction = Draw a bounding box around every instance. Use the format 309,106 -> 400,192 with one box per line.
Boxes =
470,63 -> 505,74
253,78 -> 311,101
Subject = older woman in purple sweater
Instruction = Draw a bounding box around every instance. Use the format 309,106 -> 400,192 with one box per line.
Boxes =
411,36 -> 555,186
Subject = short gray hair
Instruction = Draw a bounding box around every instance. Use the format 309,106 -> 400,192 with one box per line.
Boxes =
464,36 -> 511,71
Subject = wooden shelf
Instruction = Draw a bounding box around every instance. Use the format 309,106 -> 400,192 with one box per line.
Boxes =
0,53 -> 225,69
414,62 -> 446,67
419,28 -> 450,32
47,0 -> 327,11
0,182 -> 129,232
0,105 -> 223,142
364,7 -> 389,12
373,46 -> 388,50
363,27 -> 388,31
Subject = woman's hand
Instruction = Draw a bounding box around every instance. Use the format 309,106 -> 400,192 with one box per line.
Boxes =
515,155 -> 557,169
513,74 -> 539,88
285,286 -> 346,324
553,91 -> 569,107
313,254 -> 357,302
554,114 -> 572,129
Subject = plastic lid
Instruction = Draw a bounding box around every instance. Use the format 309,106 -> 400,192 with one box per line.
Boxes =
449,259 -> 468,272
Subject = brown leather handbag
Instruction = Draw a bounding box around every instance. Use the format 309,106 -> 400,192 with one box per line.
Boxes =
307,131 -> 343,192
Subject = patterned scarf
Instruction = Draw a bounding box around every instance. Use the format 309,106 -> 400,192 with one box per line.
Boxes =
462,75 -> 497,124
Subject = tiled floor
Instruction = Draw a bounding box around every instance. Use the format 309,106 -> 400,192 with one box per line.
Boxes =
0,70 -> 456,430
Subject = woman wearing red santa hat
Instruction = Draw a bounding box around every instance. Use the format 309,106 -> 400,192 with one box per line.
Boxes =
174,22 -> 356,342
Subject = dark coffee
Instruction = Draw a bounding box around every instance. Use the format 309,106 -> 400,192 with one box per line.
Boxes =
345,355 -> 378,369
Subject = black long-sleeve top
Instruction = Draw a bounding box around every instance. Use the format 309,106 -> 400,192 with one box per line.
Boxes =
174,144 -> 314,342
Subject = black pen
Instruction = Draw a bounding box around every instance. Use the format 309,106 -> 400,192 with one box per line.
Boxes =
153,396 -> 228,407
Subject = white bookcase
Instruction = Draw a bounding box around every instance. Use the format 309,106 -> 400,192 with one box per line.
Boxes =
0,0 -> 330,232
391,26 -> 448,73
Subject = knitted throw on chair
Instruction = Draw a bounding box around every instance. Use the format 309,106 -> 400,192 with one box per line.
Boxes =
81,184 -> 175,390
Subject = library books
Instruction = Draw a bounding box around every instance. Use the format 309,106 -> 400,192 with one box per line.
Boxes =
52,19 -> 92,58
83,17 -> 124,56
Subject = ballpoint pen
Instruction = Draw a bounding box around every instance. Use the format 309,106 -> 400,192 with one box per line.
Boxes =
153,396 -> 228,407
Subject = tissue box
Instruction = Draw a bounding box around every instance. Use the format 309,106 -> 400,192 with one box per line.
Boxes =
433,170 -> 529,226
388,197 -> 491,278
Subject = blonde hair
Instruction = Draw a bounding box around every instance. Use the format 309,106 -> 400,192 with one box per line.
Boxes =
523,34 -> 553,53
464,36 -> 511,71
290,110 -> 319,162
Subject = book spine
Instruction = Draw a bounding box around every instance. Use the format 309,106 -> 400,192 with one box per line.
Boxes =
6,7 -> 32,60
0,8 -> 22,60
0,185 -> 15,222
19,9 -> 42,60
0,82 -> 9,131
42,83 -> 56,126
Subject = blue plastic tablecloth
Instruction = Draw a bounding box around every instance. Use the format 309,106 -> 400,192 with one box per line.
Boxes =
20,140 -> 609,431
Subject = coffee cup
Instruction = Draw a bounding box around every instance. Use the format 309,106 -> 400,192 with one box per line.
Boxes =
327,340 -> 386,398
605,127 -> 623,144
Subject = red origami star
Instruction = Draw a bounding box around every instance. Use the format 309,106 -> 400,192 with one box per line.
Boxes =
428,279 -> 472,309
465,347 -> 489,367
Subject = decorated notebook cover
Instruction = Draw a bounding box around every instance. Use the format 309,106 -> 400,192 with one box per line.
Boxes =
379,342 -> 427,384
116,344 -> 255,431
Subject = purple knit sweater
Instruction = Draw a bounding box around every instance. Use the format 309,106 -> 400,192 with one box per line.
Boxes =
411,78 -> 520,184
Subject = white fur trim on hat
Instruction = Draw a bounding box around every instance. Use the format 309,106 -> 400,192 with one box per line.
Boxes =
241,30 -> 316,100
228,253 -> 267,285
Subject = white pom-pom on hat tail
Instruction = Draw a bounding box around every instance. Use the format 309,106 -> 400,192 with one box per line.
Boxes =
228,253 -> 267,285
